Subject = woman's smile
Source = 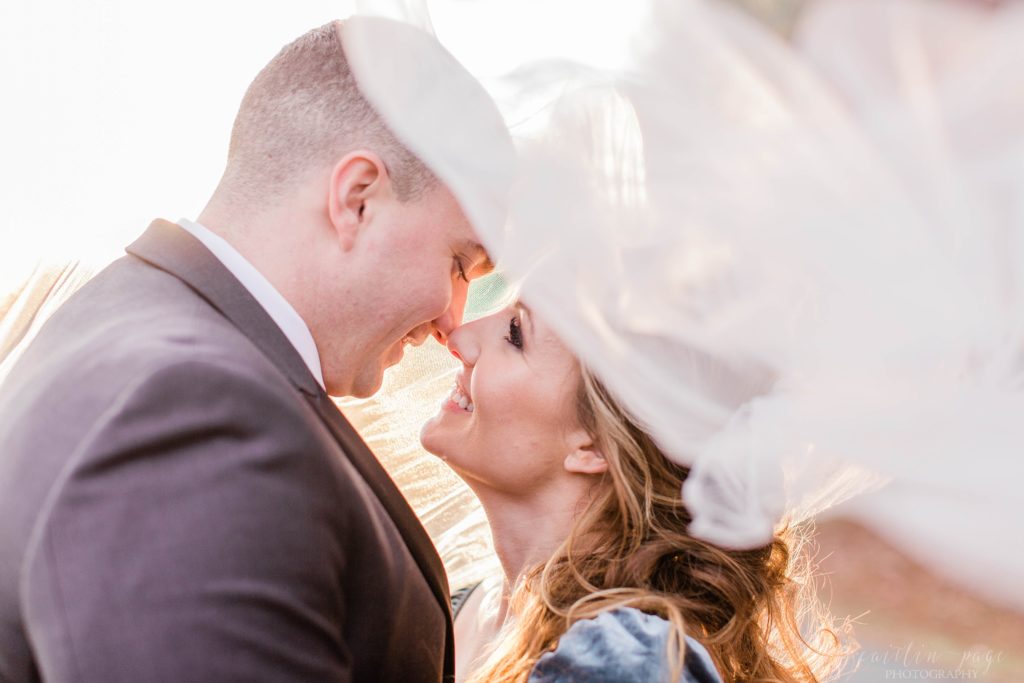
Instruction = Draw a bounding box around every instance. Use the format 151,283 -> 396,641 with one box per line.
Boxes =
444,376 -> 475,413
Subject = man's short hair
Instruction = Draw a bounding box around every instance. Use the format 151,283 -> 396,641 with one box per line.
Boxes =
223,21 -> 437,203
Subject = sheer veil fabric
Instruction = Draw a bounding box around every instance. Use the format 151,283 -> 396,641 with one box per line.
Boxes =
344,0 -> 1024,605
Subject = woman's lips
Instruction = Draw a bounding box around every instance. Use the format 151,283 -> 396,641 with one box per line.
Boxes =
443,379 -> 474,413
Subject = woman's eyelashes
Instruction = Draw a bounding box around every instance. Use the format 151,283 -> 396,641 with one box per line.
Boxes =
504,315 -> 524,349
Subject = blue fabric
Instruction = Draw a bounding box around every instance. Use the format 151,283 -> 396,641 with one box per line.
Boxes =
527,607 -> 722,683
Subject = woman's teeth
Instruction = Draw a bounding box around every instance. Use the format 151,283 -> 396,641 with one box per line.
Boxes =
450,387 -> 474,412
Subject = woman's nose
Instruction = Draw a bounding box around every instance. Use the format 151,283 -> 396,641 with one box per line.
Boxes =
446,323 -> 476,365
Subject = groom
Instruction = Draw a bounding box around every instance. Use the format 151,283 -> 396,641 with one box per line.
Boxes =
0,19 -> 505,683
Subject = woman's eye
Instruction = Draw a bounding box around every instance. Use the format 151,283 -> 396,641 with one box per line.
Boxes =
504,316 -> 523,349
455,258 -> 469,283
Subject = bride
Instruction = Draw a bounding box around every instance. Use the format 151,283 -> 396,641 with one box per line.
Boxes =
421,304 -> 842,682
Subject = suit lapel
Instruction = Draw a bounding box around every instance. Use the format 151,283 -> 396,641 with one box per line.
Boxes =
305,390 -> 455,680
305,392 -> 456,634
126,220 -> 454,647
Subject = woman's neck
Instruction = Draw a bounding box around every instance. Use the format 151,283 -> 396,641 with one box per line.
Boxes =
474,483 -> 587,626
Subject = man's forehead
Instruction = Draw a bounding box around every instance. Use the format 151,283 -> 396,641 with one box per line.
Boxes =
441,189 -> 493,272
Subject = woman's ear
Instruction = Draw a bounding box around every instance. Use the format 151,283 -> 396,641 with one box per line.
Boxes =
327,150 -> 388,252
563,428 -> 608,475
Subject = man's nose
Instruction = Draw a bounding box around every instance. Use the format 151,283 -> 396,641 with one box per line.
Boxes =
431,287 -> 469,345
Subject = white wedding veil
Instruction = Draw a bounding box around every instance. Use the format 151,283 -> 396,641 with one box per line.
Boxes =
343,0 -> 1024,605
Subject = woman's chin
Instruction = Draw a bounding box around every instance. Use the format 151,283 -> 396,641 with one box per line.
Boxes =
419,426 -> 473,478
420,401 -> 472,454
419,417 -> 448,458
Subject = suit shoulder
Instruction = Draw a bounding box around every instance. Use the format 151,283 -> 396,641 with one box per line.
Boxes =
106,354 -> 317,445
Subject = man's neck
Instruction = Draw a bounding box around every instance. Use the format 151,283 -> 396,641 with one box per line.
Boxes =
190,208 -> 332,390
197,207 -> 316,330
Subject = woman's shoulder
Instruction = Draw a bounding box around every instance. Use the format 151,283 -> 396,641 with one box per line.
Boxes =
451,581 -> 484,621
527,607 -> 722,683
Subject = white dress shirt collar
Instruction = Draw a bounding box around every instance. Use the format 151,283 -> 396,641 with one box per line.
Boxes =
177,218 -> 325,390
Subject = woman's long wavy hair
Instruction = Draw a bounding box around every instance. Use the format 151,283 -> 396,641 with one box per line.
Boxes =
465,368 -> 850,683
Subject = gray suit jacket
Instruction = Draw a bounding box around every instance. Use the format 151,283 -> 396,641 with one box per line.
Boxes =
0,220 -> 453,682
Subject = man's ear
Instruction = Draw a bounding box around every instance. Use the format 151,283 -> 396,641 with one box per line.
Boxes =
563,427 -> 608,475
327,151 -> 388,252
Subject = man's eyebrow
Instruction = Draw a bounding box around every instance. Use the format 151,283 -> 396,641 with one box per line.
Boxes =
478,254 -> 495,275
516,300 -> 533,338
461,239 -> 495,275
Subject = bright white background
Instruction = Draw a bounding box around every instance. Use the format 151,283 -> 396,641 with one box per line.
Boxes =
0,1 -> 364,292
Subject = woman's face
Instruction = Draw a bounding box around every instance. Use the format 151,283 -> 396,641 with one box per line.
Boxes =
420,303 -> 591,495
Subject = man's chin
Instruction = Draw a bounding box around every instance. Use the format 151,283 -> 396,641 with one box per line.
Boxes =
351,370 -> 386,399
326,348 -> 402,399
325,365 -> 386,400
